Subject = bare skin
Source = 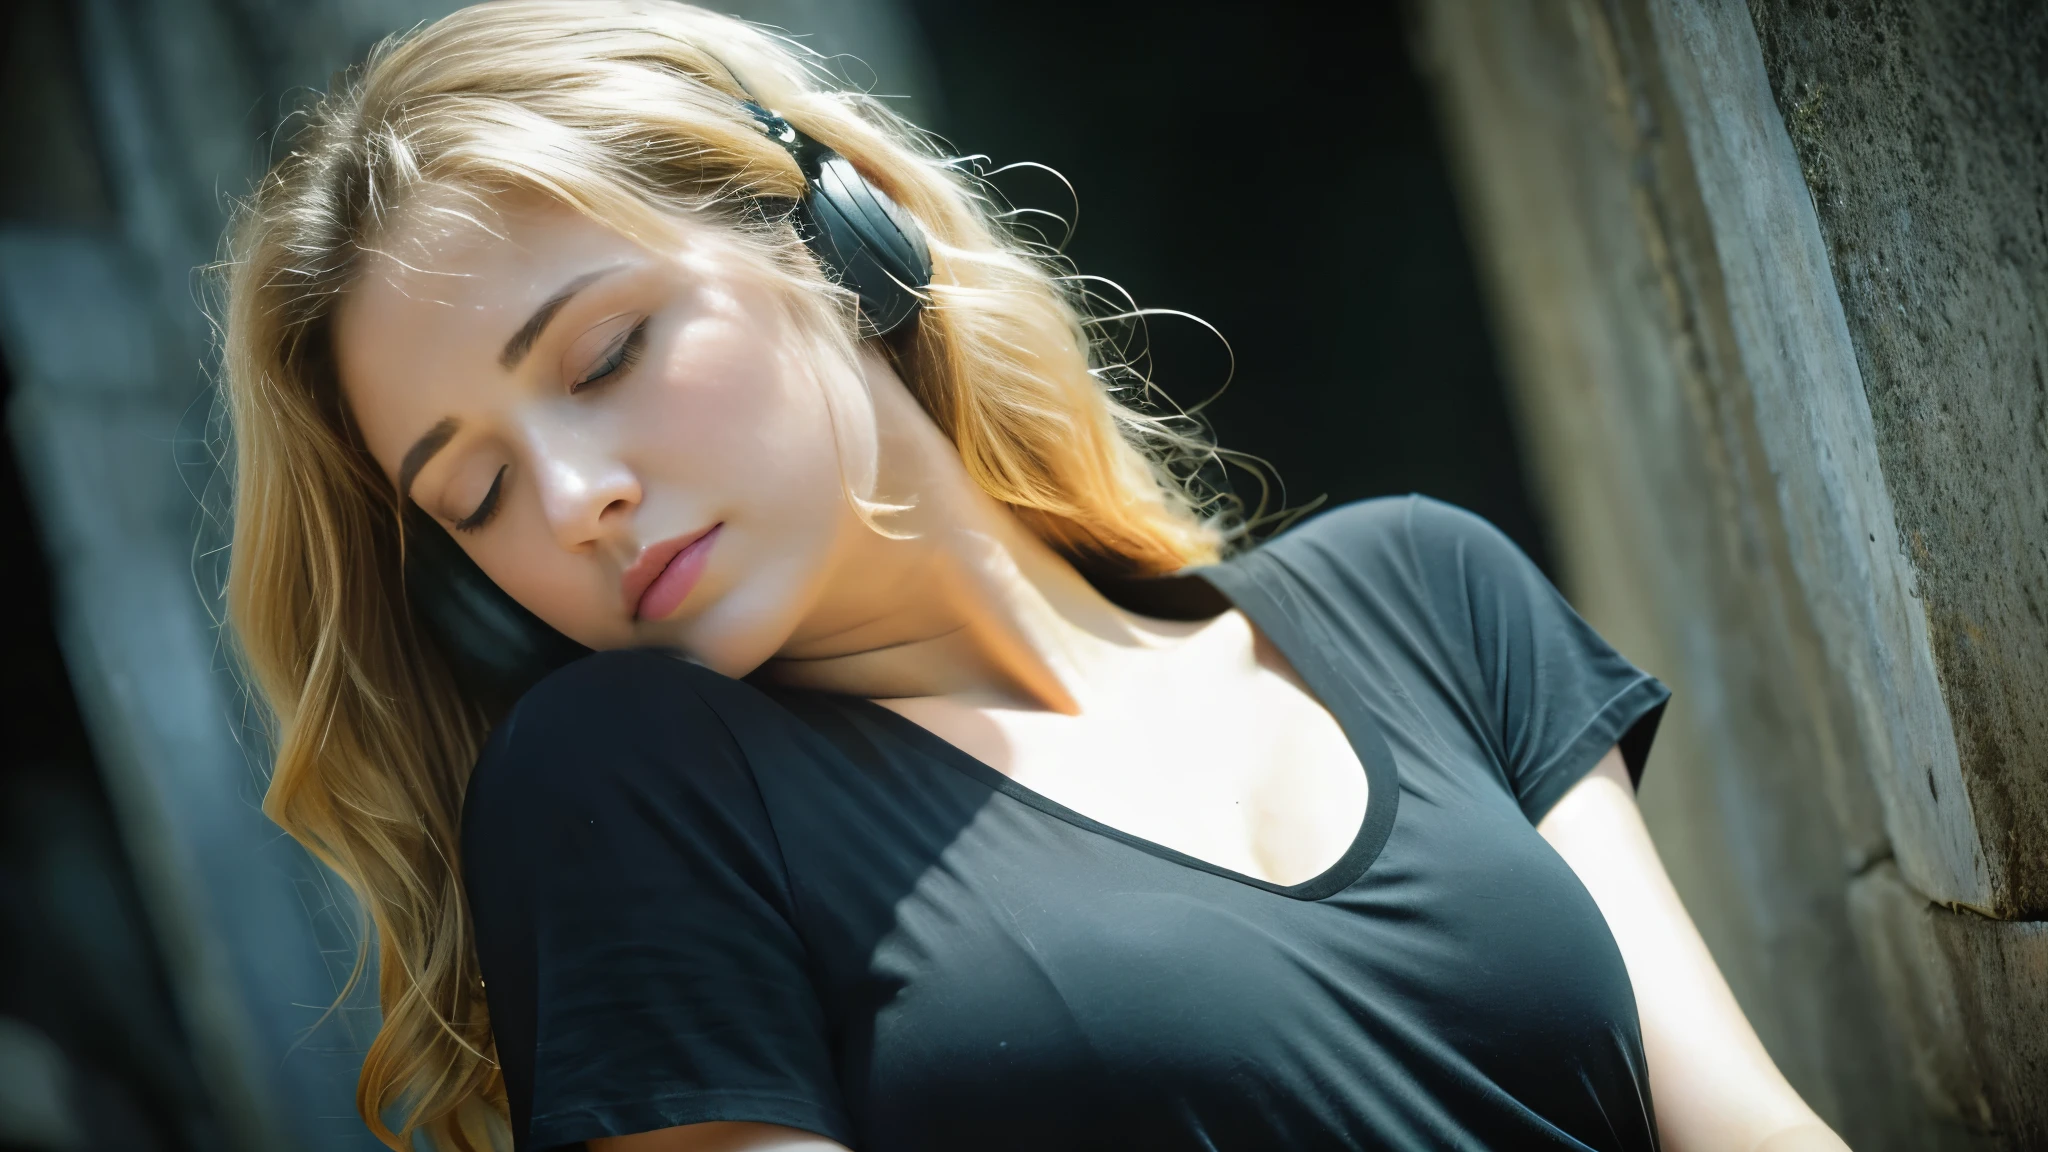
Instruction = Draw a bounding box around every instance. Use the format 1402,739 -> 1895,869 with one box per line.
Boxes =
335,200 -> 1848,1152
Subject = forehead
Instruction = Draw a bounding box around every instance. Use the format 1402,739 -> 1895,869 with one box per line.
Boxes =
332,199 -> 648,474
340,198 -> 645,352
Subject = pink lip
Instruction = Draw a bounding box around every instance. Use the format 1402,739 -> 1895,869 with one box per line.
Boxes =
622,523 -> 722,622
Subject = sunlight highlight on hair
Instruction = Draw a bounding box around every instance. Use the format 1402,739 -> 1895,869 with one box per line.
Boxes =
211,3 -> 1273,1148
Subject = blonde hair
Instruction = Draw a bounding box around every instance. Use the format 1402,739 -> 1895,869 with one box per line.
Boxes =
218,1 -> 1241,1146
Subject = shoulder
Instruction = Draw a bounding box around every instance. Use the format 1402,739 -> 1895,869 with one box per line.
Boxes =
1243,496 -> 1556,672
1257,494 -> 1529,590
508,645 -> 734,724
462,649 -> 762,848
482,648 -> 743,778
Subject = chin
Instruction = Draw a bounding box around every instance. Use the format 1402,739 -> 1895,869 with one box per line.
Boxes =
653,562 -> 811,681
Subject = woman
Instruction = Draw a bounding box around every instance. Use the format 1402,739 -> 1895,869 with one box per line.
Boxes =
219,2 -> 1851,1149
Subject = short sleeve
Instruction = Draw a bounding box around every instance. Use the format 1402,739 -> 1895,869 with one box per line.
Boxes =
1402,497 -> 1670,822
461,650 -> 851,1151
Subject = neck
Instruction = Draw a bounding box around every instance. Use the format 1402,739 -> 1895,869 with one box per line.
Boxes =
756,352 -> 1204,715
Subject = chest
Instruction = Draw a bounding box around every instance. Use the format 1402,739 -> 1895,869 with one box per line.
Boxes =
787,775 -> 1642,1151
873,616 -> 1370,887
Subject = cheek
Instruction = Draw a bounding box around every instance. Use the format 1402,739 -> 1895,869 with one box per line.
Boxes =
632,319 -> 852,517
615,322 -> 869,672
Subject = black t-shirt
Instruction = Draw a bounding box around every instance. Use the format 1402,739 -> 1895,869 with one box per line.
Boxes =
463,496 -> 1671,1151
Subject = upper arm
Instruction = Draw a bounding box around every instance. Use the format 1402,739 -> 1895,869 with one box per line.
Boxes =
1539,748 -> 1848,1152
463,651 -> 853,1150
1389,497 -> 1669,819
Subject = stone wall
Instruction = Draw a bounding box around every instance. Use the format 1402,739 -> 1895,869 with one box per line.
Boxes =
1413,0 -> 2045,1146
1745,0 -> 2048,916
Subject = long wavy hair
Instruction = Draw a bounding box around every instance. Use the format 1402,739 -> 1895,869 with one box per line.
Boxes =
218,1 -> 1244,1146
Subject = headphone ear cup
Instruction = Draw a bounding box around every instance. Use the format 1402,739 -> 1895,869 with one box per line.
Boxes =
401,506 -> 590,719
797,154 -> 932,336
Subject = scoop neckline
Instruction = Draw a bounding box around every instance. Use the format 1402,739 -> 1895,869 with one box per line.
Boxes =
843,548 -> 1401,902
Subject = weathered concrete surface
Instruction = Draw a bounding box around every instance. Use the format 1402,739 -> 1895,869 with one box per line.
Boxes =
1409,1 -> 1952,1146
1847,863 -> 1996,1130
1937,909 -> 2048,1148
1850,863 -> 2048,1144
1413,0 -> 2046,1143
1745,0 -> 2048,920
1649,0 -> 1992,916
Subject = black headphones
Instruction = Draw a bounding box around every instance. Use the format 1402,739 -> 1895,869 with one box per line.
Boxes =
402,102 -> 932,718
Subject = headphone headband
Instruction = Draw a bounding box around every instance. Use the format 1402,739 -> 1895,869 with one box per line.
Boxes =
741,100 -> 802,152
740,99 -> 932,338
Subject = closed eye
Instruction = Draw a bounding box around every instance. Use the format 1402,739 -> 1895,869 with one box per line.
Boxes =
453,465 -> 507,533
571,318 -> 648,393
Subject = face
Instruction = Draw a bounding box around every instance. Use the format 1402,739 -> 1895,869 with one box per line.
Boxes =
336,198 -> 875,677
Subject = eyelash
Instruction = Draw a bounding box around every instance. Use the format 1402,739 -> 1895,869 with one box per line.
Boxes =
453,465 -> 506,533
451,319 -> 646,533
571,318 -> 649,394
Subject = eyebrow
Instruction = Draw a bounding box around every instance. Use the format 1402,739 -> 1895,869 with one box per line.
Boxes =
398,416 -> 460,502
498,265 -> 628,370
398,264 -> 630,502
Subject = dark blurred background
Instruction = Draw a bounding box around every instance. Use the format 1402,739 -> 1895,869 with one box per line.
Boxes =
0,1 -> 1534,1147
906,0 -> 1543,562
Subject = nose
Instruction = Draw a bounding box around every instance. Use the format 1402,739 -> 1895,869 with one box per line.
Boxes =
525,424 -> 640,552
